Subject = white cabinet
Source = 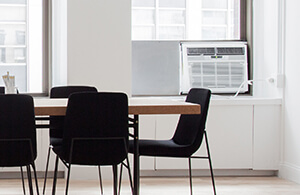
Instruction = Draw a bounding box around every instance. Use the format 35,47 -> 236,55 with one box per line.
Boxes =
199,105 -> 253,169
253,105 -> 281,170
137,115 -> 156,170
138,98 -> 281,175
155,105 -> 253,170
31,98 -> 281,179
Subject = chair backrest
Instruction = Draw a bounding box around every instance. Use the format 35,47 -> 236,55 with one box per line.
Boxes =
49,86 -> 97,139
50,86 -> 98,98
172,88 -> 211,156
61,92 -> 129,166
0,94 -> 36,166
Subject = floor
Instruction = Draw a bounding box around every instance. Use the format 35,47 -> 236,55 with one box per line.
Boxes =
0,176 -> 300,195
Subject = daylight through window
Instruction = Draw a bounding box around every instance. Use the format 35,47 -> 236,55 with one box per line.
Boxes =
132,0 -> 241,40
0,0 -> 46,93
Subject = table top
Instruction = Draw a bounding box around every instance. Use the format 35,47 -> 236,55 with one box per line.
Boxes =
34,98 -> 201,116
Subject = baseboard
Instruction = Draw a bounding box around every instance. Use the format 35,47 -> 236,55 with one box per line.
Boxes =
141,169 -> 277,177
0,171 -> 64,179
0,169 -> 277,180
279,163 -> 300,184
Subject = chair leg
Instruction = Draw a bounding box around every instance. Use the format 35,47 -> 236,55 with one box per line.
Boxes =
118,163 -> 124,195
31,163 -> 40,195
188,157 -> 193,195
112,165 -> 118,195
52,155 -> 59,195
20,166 -> 26,195
43,146 -> 52,195
98,166 -> 103,195
204,131 -> 217,195
65,164 -> 71,195
126,157 -> 134,194
26,165 -> 33,195
118,158 -> 134,195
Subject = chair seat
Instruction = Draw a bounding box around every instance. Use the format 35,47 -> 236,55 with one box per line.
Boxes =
50,137 -> 63,147
129,139 -> 192,157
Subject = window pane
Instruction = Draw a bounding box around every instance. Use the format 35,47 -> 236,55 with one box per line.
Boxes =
0,47 -> 26,63
0,0 -> 44,93
202,0 -> 228,9
159,26 -> 185,39
202,11 -> 227,25
0,6 -> 26,21
132,26 -> 155,40
132,9 -> 155,25
132,0 -> 155,7
159,10 -> 185,24
159,0 -> 185,8
0,0 -> 26,4
202,27 -> 227,40
0,25 -> 26,45
0,66 -> 26,92
131,0 -> 242,40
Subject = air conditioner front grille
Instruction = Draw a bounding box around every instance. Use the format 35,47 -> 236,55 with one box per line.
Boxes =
181,42 -> 248,94
216,47 -> 245,55
187,47 -> 215,55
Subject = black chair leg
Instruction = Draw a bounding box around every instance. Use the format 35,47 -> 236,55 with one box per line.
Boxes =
43,146 -> 52,195
52,155 -> 59,195
26,165 -> 33,195
20,166 -> 26,195
31,163 -> 40,195
98,166 -> 103,195
118,163 -> 123,195
204,131 -> 217,195
188,157 -> 193,195
65,164 -> 71,195
118,158 -> 134,195
126,157 -> 134,194
112,165 -> 118,195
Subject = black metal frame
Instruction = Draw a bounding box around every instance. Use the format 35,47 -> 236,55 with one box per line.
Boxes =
129,115 -> 139,195
0,139 -> 39,195
189,131 -> 216,195
38,114 -> 215,195
35,116 -> 51,195
128,116 -> 216,195
51,137 -> 133,195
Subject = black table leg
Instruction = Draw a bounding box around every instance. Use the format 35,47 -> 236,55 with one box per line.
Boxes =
133,115 -> 139,195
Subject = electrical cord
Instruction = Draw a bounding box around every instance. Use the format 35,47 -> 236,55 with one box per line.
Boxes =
231,78 -> 272,98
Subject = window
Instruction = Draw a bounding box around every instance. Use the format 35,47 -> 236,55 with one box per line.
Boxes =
132,0 -> 249,96
0,0 -> 48,94
132,0 -> 242,40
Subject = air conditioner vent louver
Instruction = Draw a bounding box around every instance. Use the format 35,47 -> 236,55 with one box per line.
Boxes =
181,42 -> 248,94
216,47 -> 245,55
187,48 -> 215,55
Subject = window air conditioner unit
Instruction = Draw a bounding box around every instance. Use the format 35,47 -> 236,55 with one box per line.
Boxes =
180,42 -> 248,94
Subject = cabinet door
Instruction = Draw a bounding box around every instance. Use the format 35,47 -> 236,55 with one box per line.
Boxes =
253,105 -> 281,170
138,115 -> 156,171
155,106 -> 253,170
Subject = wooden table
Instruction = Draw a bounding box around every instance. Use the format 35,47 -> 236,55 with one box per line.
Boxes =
34,98 -> 201,195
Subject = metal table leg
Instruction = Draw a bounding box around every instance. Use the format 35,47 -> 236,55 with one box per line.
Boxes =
133,115 -> 139,195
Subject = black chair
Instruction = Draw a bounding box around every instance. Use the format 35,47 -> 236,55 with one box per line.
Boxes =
51,92 -> 133,195
128,88 -> 216,195
0,94 -> 39,195
42,86 -> 97,194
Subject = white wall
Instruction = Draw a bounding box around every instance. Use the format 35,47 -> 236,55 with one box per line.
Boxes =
52,0 -> 67,87
279,0 -> 300,184
66,0 -> 132,95
54,0 -> 300,183
252,0 -> 283,98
